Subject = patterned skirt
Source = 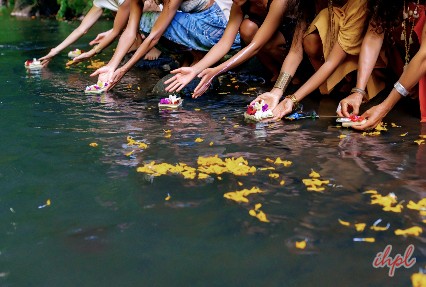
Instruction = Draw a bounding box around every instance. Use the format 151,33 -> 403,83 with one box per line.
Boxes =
140,3 -> 240,52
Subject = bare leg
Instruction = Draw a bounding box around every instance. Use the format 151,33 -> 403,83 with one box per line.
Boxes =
144,47 -> 162,60
128,33 -> 143,53
303,31 -> 324,71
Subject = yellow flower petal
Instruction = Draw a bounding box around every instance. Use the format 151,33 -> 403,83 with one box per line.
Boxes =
269,173 -> 280,179
46,199 -> 51,206
394,226 -> 423,237
89,143 -> 98,147
165,194 -> 171,201
391,123 -> 401,128
355,223 -> 367,232
400,132 -> 408,137
415,139 -> 425,145
338,219 -> 351,227
194,108 -> 201,111
295,240 -> 307,249
309,170 -> 320,178
339,135 -> 347,139
238,181 -> 243,186
195,138 -> 204,143
280,180 -> 285,186
411,272 -> 426,287
209,142 -> 214,146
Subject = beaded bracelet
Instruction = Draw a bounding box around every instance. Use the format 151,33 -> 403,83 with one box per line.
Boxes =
394,81 -> 409,97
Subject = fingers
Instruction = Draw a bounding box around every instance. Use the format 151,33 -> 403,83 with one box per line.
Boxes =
165,81 -> 181,92
90,70 -> 100,77
169,68 -> 182,75
336,103 -> 343,117
164,75 -> 177,85
341,101 -> 352,118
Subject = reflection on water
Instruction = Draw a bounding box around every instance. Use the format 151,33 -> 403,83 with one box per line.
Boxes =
1,14 -> 426,287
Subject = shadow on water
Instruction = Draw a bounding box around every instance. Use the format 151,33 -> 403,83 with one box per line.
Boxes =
0,14 -> 425,287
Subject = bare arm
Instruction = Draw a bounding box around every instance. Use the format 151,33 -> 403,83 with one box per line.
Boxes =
249,22 -> 306,110
39,6 -> 103,64
207,0 -> 289,75
71,0 -> 131,64
338,24 -> 384,117
354,22 -> 426,130
164,3 -> 243,92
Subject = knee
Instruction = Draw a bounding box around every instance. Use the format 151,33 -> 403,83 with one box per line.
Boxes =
240,19 -> 259,44
303,33 -> 322,58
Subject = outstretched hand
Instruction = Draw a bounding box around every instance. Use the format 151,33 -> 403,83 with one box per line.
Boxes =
352,104 -> 388,131
164,67 -> 197,92
39,48 -> 58,67
67,50 -> 96,66
192,68 -> 218,98
250,92 -> 281,111
89,30 -> 111,46
336,92 -> 364,118
90,65 -> 115,85
272,97 -> 294,121
105,67 -> 127,91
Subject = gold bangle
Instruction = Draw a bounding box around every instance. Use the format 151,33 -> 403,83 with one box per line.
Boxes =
274,72 -> 292,91
351,87 -> 368,103
285,94 -> 300,111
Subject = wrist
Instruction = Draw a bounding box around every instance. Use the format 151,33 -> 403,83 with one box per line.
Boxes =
285,94 -> 301,111
273,72 -> 292,91
351,87 -> 368,103
270,88 -> 284,98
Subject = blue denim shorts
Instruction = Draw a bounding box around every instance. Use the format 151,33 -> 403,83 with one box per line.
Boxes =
140,3 -> 241,52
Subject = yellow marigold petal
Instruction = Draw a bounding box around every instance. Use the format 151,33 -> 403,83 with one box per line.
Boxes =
415,139 -> 425,145
309,170 -> 320,178
280,180 -> 285,186
353,238 -> 375,243
254,203 -> 262,210
269,173 -> 280,179
238,182 -> 243,186
249,209 -> 257,216
339,135 -> 347,139
400,132 -> 408,137
256,211 -> 270,223
307,186 -> 325,192
165,194 -> 171,201
209,142 -> 214,146
375,122 -> 388,131
295,240 -> 307,250
370,225 -> 389,232
198,173 -> 209,179
163,129 -> 171,133
265,158 -> 274,163
338,219 -> 351,226
420,135 -> 426,139
411,272 -> 426,287
233,125 -> 239,128
194,108 -> 201,111
363,190 -> 378,194
89,143 -> 98,147
391,123 -> 401,128
46,199 -> 51,206
394,226 -> 423,237
382,204 -> 403,213
355,223 -> 367,232
195,138 -> 204,143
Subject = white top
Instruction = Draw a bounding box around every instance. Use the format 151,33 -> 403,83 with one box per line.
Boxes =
214,0 -> 232,20
93,0 -> 125,11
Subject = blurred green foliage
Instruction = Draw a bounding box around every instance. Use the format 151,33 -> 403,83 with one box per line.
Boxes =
56,0 -> 93,19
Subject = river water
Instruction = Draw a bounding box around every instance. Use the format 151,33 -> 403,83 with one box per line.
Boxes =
0,11 -> 425,287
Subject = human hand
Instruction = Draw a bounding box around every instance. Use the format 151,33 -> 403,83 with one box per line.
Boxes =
250,92 -> 281,111
352,104 -> 388,131
105,67 -> 127,91
192,68 -> 219,98
336,92 -> 364,118
164,67 -> 197,92
272,97 -> 294,120
67,49 -> 96,65
90,65 -> 115,83
39,48 -> 58,66
89,30 -> 111,46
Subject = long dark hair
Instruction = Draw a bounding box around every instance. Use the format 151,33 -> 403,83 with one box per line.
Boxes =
369,0 -> 404,34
